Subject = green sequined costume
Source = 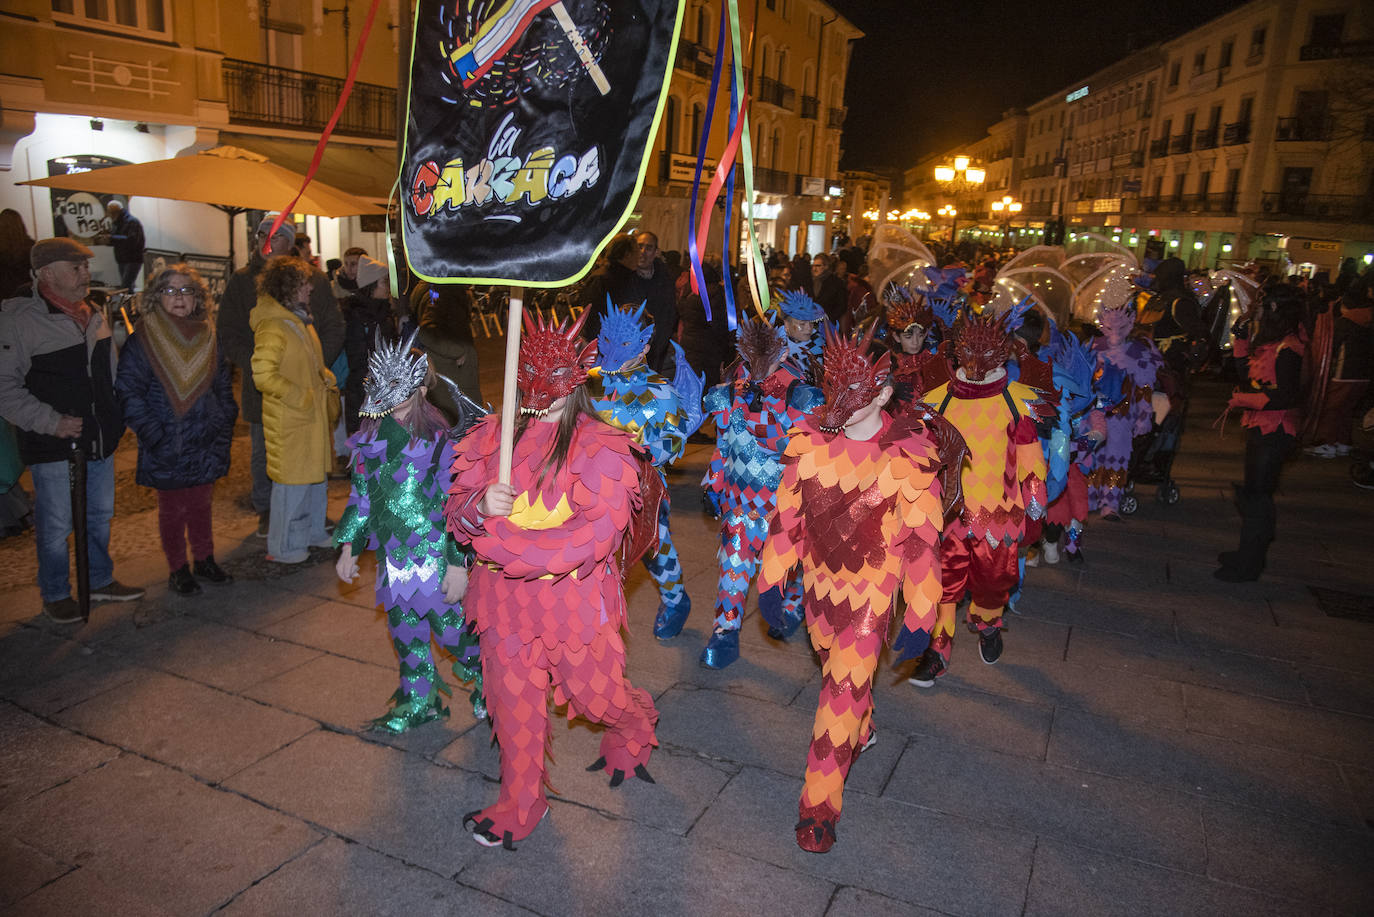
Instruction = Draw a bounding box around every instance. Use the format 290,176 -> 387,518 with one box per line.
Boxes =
335,415 -> 483,733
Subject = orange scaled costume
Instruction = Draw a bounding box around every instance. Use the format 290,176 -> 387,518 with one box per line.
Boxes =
758,326 -> 946,853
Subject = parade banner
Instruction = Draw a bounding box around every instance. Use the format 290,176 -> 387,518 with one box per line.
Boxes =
401,0 -> 683,286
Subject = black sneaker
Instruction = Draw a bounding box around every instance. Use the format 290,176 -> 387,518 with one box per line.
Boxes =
42,597 -> 83,624
1353,461 -> 1374,491
907,648 -> 948,688
979,627 -> 1004,665
193,556 -> 233,585
168,565 -> 202,596
90,581 -> 145,603
255,511 -> 270,538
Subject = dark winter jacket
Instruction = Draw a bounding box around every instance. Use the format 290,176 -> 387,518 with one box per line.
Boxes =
109,210 -> 146,265
0,285 -> 123,464
115,331 -> 237,489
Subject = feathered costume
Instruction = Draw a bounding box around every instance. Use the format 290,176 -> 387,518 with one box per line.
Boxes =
589,300 -> 704,639
758,324 -> 945,853
334,333 -> 483,733
445,312 -> 658,849
1089,303 -> 1164,516
1037,327 -> 1107,562
916,311 -> 1053,681
700,319 -> 824,669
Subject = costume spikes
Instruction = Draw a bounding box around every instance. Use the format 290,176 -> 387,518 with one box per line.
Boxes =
359,328 -> 428,418
517,308 -> 598,412
779,289 -> 824,322
1098,300 -> 1136,343
736,318 -> 788,377
596,297 -> 654,371
884,287 -> 933,334
817,322 -> 892,432
953,310 -> 1013,382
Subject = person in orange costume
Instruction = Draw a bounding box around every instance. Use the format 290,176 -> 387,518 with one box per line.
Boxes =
445,311 -> 658,850
910,310 -> 1054,685
757,323 -> 947,853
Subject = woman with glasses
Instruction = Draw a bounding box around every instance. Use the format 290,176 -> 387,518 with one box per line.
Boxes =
115,264 -> 238,595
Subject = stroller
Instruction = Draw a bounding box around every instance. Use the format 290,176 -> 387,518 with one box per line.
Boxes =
1119,364 -> 1190,515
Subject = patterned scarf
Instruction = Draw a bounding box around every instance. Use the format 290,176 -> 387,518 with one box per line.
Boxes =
38,282 -> 93,330
140,308 -> 216,417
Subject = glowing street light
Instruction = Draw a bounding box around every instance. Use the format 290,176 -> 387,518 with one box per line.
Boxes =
989,195 -> 1023,248
933,156 -> 985,245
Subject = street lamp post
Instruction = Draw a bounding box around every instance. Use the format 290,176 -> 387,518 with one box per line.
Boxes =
933,156 -> 985,247
938,204 -> 958,243
990,195 -> 1023,249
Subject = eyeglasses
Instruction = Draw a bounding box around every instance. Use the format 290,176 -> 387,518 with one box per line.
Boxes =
160,286 -> 196,297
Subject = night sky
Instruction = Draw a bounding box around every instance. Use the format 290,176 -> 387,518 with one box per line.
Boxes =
829,0 -> 1250,174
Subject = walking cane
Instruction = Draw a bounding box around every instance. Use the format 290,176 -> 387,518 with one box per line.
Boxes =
68,439 -> 90,622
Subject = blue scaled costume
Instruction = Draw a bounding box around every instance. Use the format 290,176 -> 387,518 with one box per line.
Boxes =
700,319 -> 824,668
334,333 -> 485,733
589,300 -> 704,640
773,289 -> 826,385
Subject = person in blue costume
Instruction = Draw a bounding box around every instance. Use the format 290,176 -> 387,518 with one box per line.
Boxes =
334,331 -> 485,733
772,289 -> 825,385
700,318 -> 824,668
589,298 -> 704,639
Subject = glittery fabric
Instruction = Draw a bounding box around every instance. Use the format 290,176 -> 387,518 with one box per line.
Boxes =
757,413 -> 943,836
1088,334 -> 1163,512
516,310 -> 598,413
702,365 -> 823,633
591,364 -> 692,613
445,415 -> 658,842
359,329 -> 428,419
335,416 -> 480,724
595,300 -> 654,370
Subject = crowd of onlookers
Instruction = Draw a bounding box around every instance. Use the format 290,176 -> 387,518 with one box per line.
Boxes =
0,202 -> 1369,624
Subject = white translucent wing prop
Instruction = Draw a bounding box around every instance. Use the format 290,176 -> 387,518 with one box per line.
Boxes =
1062,231 -> 1135,260
868,222 -> 939,296
1060,250 -> 1135,288
987,268 -> 1074,327
1071,261 -> 1141,323
1212,269 -> 1259,313
999,244 -> 1065,274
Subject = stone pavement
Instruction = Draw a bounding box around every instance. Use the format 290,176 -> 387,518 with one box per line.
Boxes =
2,343 -> 1373,916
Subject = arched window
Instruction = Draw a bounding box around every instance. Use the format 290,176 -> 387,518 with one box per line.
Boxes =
696,4 -> 709,46
664,95 -> 679,154
797,131 -> 809,174
777,48 -> 788,83
770,127 -> 782,168
692,103 -> 705,153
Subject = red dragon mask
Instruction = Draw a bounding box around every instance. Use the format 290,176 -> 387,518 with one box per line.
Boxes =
517,308 -> 598,415
952,311 -> 1013,381
817,322 -> 892,432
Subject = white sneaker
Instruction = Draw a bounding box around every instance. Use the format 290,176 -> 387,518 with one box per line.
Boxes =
1333,443 -> 1352,456
1305,444 -> 1339,458
1041,541 -> 1060,564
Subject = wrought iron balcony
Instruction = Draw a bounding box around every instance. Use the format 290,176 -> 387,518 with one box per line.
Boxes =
800,95 -> 819,120
1169,133 -> 1193,154
1275,116 -> 1332,142
1195,127 -> 1219,150
675,40 -> 715,79
754,166 -> 792,194
1298,38 -> 1374,61
1260,192 -> 1374,222
757,77 -> 796,110
1149,138 -> 1169,159
826,106 -> 846,129
223,58 -> 395,139
1223,121 -> 1251,145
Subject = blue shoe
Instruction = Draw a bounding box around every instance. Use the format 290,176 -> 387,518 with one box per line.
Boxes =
699,629 -> 740,669
653,596 -> 691,640
766,606 -> 804,641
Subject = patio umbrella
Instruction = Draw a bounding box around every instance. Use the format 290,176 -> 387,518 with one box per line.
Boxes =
21,145 -> 383,263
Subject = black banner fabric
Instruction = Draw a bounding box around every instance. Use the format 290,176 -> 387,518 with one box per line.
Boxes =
402,0 -> 682,286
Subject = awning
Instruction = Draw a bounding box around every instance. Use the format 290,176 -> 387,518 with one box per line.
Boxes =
219,132 -> 399,204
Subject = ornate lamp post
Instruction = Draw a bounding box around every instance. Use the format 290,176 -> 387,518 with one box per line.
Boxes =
933,156 -> 985,246
938,204 -> 958,243
990,194 -> 1023,248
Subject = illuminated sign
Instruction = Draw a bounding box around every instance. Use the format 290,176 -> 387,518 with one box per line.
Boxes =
827,184 -> 843,196
745,202 -> 781,220
1065,86 -> 1089,102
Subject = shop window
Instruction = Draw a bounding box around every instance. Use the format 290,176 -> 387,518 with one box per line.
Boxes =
52,0 -> 169,34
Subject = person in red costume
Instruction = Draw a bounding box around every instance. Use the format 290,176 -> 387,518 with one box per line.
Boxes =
758,323 -> 950,854
1215,286 -> 1306,581
910,311 -> 1054,686
445,311 -> 659,849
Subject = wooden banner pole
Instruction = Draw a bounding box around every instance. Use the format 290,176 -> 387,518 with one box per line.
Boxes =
497,286 -> 524,485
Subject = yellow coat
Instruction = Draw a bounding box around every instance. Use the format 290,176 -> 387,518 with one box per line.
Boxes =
250,294 -> 339,485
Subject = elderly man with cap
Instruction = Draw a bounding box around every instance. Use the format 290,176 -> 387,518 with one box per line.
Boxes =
0,238 -> 145,622
218,214 -> 344,536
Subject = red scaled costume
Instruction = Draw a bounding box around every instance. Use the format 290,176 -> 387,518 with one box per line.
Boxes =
920,312 -> 1053,677
758,325 -> 946,853
445,313 -> 658,849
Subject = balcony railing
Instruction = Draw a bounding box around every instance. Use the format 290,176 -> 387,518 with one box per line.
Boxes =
1298,39 -> 1374,61
1195,127 -> 1219,150
1223,121 -> 1251,144
1149,138 -> 1169,158
1020,163 -> 1056,180
1260,192 -> 1374,222
1169,133 -> 1193,154
800,95 -> 819,120
754,166 -> 792,194
675,40 -> 715,79
1019,200 -> 1055,217
826,106 -> 846,129
757,77 -> 796,110
1137,192 -> 1238,214
1276,116 -> 1332,141
223,58 -> 395,139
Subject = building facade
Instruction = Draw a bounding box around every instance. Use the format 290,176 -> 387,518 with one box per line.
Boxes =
900,0 -> 1374,273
